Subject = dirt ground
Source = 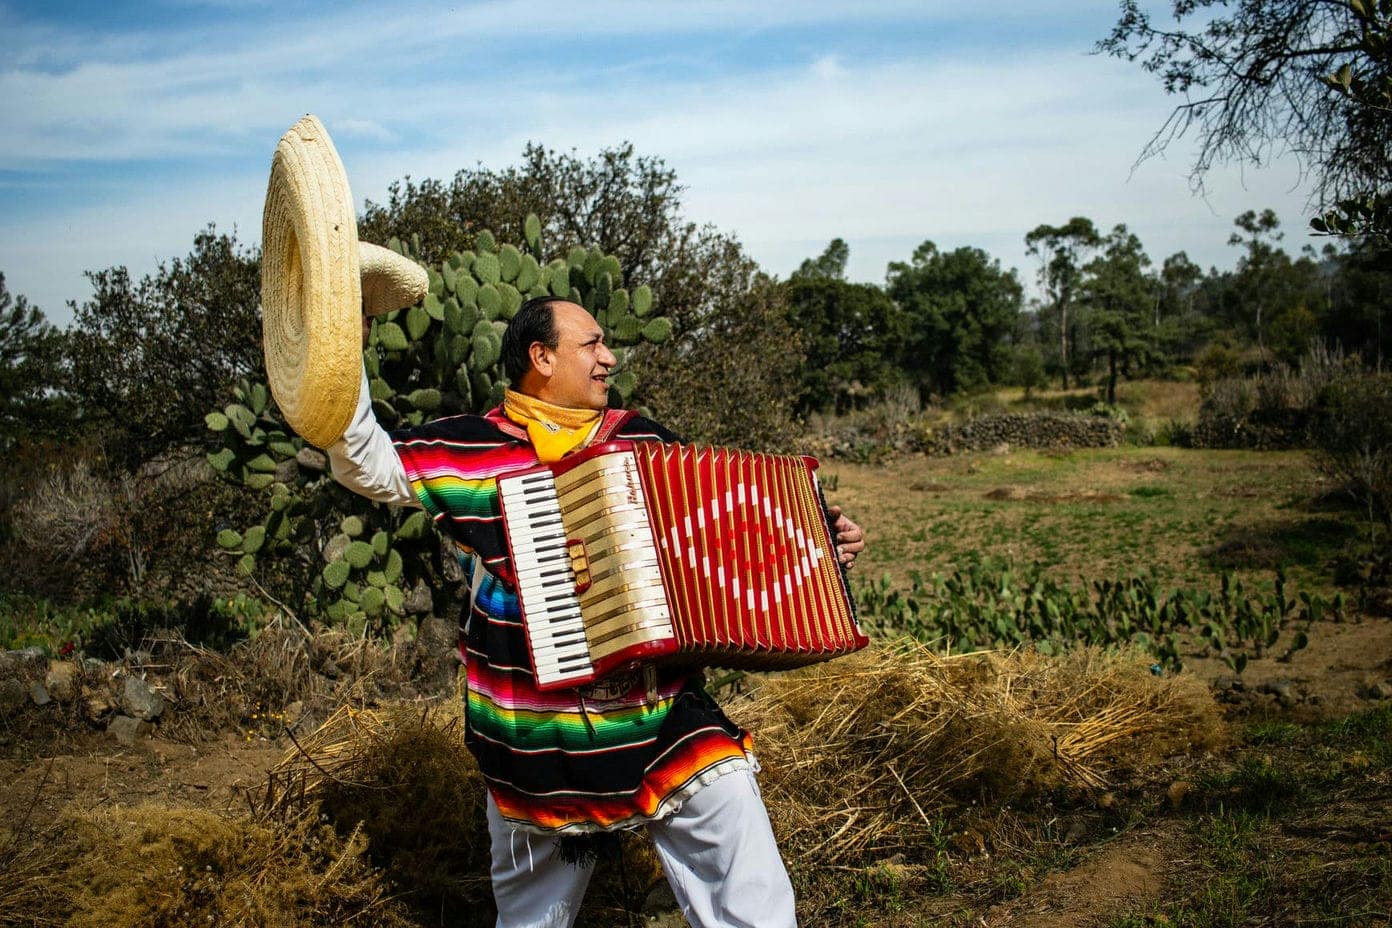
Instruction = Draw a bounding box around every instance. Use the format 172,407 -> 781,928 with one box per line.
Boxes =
3,609 -> 1389,927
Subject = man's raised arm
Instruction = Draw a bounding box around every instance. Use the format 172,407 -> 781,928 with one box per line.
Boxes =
325,368 -> 418,507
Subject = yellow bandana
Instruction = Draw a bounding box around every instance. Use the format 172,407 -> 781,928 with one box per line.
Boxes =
502,390 -> 602,463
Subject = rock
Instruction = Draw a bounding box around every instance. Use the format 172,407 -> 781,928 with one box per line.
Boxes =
322,533 -> 351,564
1259,679 -> 1295,702
1212,675 -> 1245,693
1166,780 -> 1192,808
107,715 -> 153,746
1097,791 -> 1117,810
296,446 -> 328,472
0,678 -> 28,716
641,880 -> 678,916
0,647 -> 47,678
14,647 -> 46,668
1359,680 -> 1392,700
29,681 -> 51,707
927,413 -> 1123,456
82,686 -> 115,722
274,458 -> 299,484
403,580 -> 433,616
949,828 -> 987,857
414,615 -> 460,696
120,675 -> 166,722
46,662 -> 80,703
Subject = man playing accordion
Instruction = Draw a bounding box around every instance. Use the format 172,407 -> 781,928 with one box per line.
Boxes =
328,296 -> 865,928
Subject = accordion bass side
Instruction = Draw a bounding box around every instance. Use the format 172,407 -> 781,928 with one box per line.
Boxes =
496,441 -> 867,691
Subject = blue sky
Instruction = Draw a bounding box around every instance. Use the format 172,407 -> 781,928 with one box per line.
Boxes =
1,1 -> 1316,326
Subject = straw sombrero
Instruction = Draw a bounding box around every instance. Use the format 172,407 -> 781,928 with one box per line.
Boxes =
261,114 -> 364,448
360,242 -> 428,317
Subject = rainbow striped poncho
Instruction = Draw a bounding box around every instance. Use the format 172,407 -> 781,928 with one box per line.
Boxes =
391,407 -> 754,834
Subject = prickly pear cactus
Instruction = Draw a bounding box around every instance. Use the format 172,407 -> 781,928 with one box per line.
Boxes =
207,216 -> 670,634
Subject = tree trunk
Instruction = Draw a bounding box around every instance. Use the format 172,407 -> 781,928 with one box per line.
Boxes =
1059,301 -> 1070,390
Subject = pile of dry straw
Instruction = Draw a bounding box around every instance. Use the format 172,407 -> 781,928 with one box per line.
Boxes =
267,640 -> 1221,875
726,641 -> 1224,867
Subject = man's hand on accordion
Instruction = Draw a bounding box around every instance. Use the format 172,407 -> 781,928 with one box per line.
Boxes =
827,505 -> 865,569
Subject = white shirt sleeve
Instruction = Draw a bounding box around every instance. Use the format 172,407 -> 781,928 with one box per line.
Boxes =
325,368 -> 419,507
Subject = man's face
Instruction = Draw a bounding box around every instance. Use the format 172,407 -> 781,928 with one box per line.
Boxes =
532,301 -> 617,410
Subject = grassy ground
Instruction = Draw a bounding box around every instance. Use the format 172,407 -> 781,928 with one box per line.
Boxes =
1106,706 -> 1392,928
825,446 -> 1355,599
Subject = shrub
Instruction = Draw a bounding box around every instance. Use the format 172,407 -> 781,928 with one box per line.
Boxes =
1012,345 -> 1048,398
1196,343 -> 1242,387
5,452 -> 256,604
1193,346 -> 1353,450
1310,368 -> 1392,527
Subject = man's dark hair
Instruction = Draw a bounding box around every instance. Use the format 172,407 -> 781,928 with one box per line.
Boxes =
501,297 -> 566,383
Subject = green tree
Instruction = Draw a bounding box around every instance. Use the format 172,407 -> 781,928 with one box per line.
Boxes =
1323,237 -> 1392,367
1227,208 -> 1286,358
1012,345 -> 1048,399
639,270 -> 802,451
65,226 -> 261,466
1081,225 -> 1156,404
1025,217 -> 1101,389
357,143 -> 678,273
360,142 -> 706,333
790,238 -> 850,281
1157,251 -> 1201,324
1226,209 -> 1328,361
0,273 -> 66,451
1153,250 -> 1215,370
784,276 -> 907,414
886,241 -> 1023,398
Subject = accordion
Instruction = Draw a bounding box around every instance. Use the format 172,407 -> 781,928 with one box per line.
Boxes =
497,441 -> 867,691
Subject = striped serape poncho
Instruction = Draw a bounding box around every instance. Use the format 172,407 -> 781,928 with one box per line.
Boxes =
391,407 -> 754,834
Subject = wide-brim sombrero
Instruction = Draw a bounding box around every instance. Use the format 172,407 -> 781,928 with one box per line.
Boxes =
261,114 -> 363,448
360,242 -> 428,317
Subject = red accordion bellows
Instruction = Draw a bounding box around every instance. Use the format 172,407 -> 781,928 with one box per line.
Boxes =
497,441 -> 867,691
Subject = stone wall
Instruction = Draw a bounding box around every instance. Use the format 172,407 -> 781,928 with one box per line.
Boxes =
1189,411 -> 1311,450
927,413 -> 1123,455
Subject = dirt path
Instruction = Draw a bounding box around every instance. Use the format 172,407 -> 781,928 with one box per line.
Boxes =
983,827 -> 1180,928
0,732 -> 283,824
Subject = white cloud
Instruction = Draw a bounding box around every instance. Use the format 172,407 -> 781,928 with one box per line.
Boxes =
0,1 -> 1320,323
335,119 -> 397,143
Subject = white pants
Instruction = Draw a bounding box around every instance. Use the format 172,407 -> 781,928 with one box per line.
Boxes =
487,768 -> 797,928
